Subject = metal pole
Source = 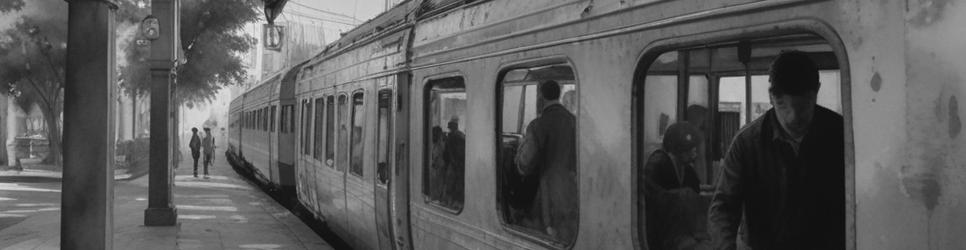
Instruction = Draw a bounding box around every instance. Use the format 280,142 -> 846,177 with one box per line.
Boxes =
144,0 -> 179,226
61,0 -> 118,248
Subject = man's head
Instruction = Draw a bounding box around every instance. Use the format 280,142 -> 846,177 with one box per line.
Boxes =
663,122 -> 700,165
447,117 -> 459,131
768,50 -> 820,138
191,127 -> 198,133
539,80 -> 562,102
204,127 -> 210,133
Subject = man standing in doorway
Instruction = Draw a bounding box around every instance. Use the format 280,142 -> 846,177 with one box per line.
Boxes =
708,51 -> 845,250
202,127 -> 215,179
514,80 -> 578,242
189,127 -> 201,178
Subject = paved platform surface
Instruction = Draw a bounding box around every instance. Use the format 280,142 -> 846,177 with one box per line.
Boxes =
0,152 -> 332,250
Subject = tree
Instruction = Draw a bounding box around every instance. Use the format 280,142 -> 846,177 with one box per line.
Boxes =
119,0 -> 259,106
0,0 -> 69,165
117,0 -> 258,164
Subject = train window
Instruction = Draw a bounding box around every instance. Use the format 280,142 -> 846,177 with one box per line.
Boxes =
349,92 -> 365,177
636,34 -> 843,250
270,105 -> 276,132
423,76 -> 466,212
314,97 -> 324,160
325,96 -> 336,167
302,100 -> 312,155
288,105 -> 295,134
280,105 -> 288,133
497,63 -> 578,245
336,95 -> 349,172
376,89 -> 392,185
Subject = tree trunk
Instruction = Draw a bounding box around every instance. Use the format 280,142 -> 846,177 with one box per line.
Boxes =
40,99 -> 62,166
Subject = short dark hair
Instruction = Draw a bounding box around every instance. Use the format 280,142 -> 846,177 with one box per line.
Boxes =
191,127 -> 198,132
204,127 -> 210,131
539,80 -> 561,100
768,50 -> 820,96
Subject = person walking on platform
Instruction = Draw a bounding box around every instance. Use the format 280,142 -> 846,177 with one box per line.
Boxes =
202,127 -> 215,179
189,127 -> 202,178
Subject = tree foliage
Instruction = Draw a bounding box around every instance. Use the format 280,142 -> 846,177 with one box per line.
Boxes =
119,0 -> 260,106
0,0 -> 69,164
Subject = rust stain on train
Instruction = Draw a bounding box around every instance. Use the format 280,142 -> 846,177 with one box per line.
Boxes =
907,0 -> 953,27
870,72 -> 882,92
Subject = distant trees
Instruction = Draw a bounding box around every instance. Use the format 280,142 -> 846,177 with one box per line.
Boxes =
0,0 -> 261,166
0,0 -> 69,165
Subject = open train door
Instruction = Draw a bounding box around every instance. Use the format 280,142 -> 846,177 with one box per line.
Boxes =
389,72 -> 413,250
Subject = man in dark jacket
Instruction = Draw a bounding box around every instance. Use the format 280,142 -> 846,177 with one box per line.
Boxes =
643,122 -> 708,249
189,127 -> 201,178
515,80 -> 578,242
708,51 -> 845,250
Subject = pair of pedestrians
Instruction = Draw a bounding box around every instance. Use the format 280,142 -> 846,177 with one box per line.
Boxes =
188,127 -> 215,178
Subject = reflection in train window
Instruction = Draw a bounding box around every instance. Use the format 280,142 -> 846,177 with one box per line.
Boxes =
314,98 -> 324,160
350,92 -> 365,177
325,96 -> 335,167
636,34 -> 842,250
337,95 -> 349,172
423,77 -> 466,212
376,89 -> 392,185
497,63 -> 578,245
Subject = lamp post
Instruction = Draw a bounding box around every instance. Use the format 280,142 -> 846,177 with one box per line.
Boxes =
143,0 -> 180,227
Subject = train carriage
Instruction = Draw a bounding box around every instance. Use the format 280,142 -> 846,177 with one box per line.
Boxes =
226,0 -> 966,249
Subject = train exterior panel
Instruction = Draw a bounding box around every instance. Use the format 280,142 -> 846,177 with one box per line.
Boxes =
225,0 -> 966,249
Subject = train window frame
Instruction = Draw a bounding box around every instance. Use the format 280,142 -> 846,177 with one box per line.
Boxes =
631,24 -> 854,250
494,59 -> 581,248
421,74 -> 467,215
376,88 -> 393,186
349,90 -> 366,178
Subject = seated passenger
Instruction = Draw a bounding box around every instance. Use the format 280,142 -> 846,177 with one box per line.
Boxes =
643,122 -> 710,250
515,80 -> 577,242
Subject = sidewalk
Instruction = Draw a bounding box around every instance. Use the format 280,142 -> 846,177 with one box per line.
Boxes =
0,153 -> 332,250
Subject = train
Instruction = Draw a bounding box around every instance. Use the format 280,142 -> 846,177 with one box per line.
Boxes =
226,0 -> 966,249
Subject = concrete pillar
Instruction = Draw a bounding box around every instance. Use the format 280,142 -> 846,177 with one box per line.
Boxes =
61,0 -> 117,249
144,0 -> 180,226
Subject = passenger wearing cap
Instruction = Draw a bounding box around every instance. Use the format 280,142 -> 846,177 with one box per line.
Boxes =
642,122 -> 709,250
708,50 -> 845,250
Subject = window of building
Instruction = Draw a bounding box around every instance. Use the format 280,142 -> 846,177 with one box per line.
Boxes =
635,34 -> 843,249
336,94 -> 349,172
376,89 -> 392,186
288,104 -> 295,134
314,97 -> 324,160
325,96 -> 336,167
350,92 -> 365,177
497,63 -> 579,245
423,76 -> 466,212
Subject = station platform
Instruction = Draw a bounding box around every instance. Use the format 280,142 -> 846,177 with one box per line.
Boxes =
0,153 -> 332,250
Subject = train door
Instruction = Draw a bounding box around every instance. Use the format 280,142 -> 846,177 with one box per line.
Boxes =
374,80 -> 395,249
389,72 -> 413,250
333,93 -> 351,233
